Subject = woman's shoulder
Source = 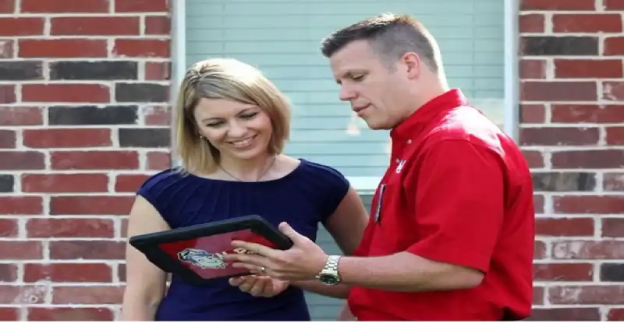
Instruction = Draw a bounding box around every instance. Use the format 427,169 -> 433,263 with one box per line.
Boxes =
290,158 -> 351,192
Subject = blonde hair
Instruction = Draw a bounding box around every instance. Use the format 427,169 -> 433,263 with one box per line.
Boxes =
173,58 -> 291,174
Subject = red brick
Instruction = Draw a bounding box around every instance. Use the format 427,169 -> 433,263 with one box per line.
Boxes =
605,36 -> 624,55
520,59 -> 546,79
121,218 -> 129,238
605,0 -> 624,10
115,0 -> 168,12
552,150 -> 624,169
536,217 -> 594,236
521,150 -> 543,168
534,240 -> 547,259
551,240 -> 624,259
0,308 -> 18,321
24,263 -> 112,283
533,286 -> 544,305
0,285 -> 47,304
115,174 -> 150,192
0,85 -> 15,103
0,130 -> 15,148
550,285 -> 624,304
113,39 -> 170,58
147,151 -> 171,170
26,218 -> 115,238
23,128 -> 112,148
520,127 -> 599,146
521,81 -> 597,101
118,263 -> 126,281
144,106 -> 170,125
521,0 -> 595,10
0,241 -> 42,259
0,40 -> 14,58
519,14 -> 544,33
602,218 -> 624,237
145,15 -> 170,35
604,173 -> 624,191
51,17 -> 140,36
50,240 -> 124,260
520,104 -> 545,123
553,14 -> 623,33
19,39 -> 107,58
603,81 -> 624,101
22,84 -> 110,103
555,196 -> 624,214
0,18 -> 44,36
50,196 -> 135,215
22,173 -> 109,193
0,151 -> 44,170
606,127 -> 624,145
551,104 -> 624,123
145,62 -> 170,81
530,308 -> 600,321
534,263 -> 593,281
20,0 -> 109,13
608,308 -> 624,321
534,195 -> 545,214
0,219 -> 18,237
0,106 -> 43,125
555,59 -> 623,78
0,196 -> 42,214
52,286 -> 123,304
27,307 -> 114,321
0,0 -> 14,13
0,263 -> 18,282
51,151 -> 139,170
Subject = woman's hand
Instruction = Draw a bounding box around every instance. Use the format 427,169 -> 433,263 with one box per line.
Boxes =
229,275 -> 290,297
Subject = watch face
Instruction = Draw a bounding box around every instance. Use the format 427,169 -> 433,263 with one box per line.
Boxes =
319,274 -> 339,285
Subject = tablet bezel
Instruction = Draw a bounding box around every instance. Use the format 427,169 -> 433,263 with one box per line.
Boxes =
128,215 -> 293,285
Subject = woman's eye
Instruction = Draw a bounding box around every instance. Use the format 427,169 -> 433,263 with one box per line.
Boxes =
352,75 -> 364,81
206,122 -> 222,127
240,113 -> 257,119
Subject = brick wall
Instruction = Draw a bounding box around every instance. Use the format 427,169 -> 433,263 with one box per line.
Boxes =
0,0 -> 171,320
1,0 -> 623,320
520,0 -> 624,321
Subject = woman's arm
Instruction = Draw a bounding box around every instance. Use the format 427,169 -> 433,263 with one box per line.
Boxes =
120,196 -> 170,321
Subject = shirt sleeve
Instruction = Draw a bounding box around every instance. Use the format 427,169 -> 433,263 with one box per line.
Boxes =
406,139 -> 505,273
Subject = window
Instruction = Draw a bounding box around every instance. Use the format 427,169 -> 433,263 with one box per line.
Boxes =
173,0 -> 518,192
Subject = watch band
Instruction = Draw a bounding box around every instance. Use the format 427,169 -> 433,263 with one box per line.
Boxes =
324,255 -> 341,272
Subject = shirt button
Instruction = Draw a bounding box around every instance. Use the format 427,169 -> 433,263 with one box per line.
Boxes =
407,140 -> 412,144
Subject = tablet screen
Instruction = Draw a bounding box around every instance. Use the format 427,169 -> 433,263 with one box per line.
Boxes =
157,229 -> 275,279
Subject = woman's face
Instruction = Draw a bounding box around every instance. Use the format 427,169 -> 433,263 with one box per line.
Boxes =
193,98 -> 274,162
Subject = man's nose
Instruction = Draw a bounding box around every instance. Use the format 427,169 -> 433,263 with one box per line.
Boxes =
339,86 -> 356,101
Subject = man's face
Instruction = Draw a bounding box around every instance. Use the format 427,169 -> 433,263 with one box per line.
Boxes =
329,40 -> 413,130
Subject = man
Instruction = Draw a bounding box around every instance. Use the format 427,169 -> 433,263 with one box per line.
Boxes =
227,13 -> 535,321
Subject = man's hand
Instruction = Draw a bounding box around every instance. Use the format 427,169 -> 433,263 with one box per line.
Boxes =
224,222 -> 328,281
229,275 -> 289,297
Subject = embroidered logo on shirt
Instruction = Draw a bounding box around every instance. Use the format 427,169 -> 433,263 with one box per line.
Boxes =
396,159 -> 406,173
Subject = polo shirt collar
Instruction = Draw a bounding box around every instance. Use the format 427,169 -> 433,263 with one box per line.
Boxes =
390,88 -> 468,141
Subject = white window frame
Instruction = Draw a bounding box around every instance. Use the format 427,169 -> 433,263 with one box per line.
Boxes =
168,0 -> 519,194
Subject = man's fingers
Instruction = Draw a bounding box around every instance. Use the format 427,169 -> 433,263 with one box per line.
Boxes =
227,253 -> 271,268
229,276 -> 245,286
278,222 -> 306,245
230,241 -> 278,258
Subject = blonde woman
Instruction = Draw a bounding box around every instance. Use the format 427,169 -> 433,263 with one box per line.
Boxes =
120,58 -> 368,321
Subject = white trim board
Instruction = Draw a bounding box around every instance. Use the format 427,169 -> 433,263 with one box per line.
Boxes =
168,0 -> 519,192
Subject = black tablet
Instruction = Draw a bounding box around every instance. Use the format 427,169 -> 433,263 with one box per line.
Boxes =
128,215 -> 293,285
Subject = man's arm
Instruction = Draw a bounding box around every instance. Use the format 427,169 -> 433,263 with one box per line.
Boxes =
291,280 -> 351,298
333,140 -> 505,292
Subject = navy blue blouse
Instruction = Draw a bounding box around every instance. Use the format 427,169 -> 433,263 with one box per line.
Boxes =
136,158 -> 350,321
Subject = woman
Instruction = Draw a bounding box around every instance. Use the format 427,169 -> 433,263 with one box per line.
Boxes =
120,58 -> 369,321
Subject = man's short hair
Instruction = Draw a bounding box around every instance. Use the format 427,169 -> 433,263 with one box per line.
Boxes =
320,13 -> 440,73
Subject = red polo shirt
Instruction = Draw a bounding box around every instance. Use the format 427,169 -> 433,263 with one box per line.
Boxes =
347,89 -> 535,321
